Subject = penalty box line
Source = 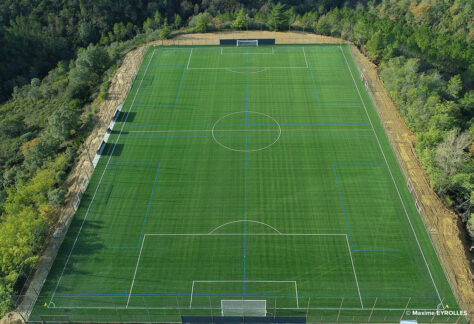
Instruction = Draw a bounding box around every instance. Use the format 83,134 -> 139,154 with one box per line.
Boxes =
126,233 -> 362,309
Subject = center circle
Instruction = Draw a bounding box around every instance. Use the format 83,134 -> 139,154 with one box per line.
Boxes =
212,111 -> 281,152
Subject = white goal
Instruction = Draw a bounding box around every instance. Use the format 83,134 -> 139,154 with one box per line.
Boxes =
221,300 -> 266,316
236,39 -> 258,47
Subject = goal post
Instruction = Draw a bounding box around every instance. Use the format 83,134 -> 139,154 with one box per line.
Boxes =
221,300 -> 266,316
236,39 -> 258,47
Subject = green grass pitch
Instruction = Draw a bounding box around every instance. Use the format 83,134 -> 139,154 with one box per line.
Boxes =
31,44 -> 461,323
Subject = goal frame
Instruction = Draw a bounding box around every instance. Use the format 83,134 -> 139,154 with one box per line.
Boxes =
236,39 -> 259,47
221,299 -> 267,317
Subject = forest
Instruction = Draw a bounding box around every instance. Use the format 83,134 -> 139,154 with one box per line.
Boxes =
0,0 -> 472,316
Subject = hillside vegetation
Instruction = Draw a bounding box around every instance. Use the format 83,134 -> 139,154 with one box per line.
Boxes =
0,0 -> 472,316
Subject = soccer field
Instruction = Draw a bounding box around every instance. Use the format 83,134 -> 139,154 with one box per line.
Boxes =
31,44 -> 460,323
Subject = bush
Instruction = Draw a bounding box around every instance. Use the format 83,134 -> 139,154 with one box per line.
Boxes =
48,187 -> 67,206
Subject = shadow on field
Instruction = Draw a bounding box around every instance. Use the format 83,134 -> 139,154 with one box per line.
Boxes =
117,111 -> 136,123
101,143 -> 123,157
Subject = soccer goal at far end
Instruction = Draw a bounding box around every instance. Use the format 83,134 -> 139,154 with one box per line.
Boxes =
236,39 -> 258,47
221,300 -> 266,316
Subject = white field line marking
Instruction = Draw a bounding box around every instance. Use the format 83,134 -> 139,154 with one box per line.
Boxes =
339,45 -> 443,306
48,49 -> 157,305
345,235 -> 363,308
47,305 -> 442,311
186,48 -> 193,70
144,233 -> 347,236
127,235 -> 147,308
191,280 -> 297,309
189,281 -> 195,308
125,129 -> 374,133
188,66 -> 307,70
302,47 -> 308,68
225,67 -> 268,74
209,220 -> 281,234
193,280 -> 299,283
221,51 -> 274,55
294,281 -> 299,308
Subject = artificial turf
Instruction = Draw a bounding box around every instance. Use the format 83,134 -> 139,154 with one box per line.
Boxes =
30,44 -> 461,323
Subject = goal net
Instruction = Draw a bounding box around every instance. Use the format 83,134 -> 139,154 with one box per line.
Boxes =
221,300 -> 266,316
236,40 -> 258,47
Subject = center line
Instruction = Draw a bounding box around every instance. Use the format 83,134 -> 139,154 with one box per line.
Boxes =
246,52 -> 249,125
243,135 -> 248,295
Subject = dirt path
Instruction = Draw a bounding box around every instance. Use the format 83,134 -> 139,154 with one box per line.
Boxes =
5,31 -> 471,323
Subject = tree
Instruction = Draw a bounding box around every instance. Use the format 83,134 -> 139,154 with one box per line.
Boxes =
75,45 -> 110,76
286,7 -> 297,30
435,128 -> 471,184
315,15 -> 331,34
232,10 -> 248,30
174,14 -> 182,28
0,119 -> 24,138
195,16 -> 208,32
460,90 -> 474,116
47,187 -> 67,206
48,107 -> 78,140
300,12 -> 318,32
268,3 -> 289,31
67,44 -> 110,100
78,22 -> 94,46
154,11 -> 163,27
0,207 -> 45,273
446,74 -> 462,99
160,20 -> 172,39
22,136 -> 60,173
143,17 -> 153,32
353,20 -> 371,45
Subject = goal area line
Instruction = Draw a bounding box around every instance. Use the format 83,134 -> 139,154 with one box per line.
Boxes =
191,280 -> 298,309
